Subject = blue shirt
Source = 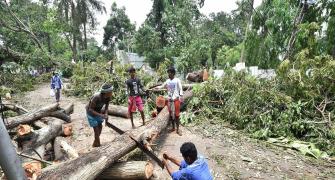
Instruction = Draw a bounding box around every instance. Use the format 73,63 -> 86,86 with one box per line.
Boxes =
51,75 -> 62,89
171,156 -> 213,180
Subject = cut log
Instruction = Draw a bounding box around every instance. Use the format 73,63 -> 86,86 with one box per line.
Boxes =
17,124 -> 32,136
38,90 -> 193,180
49,103 -> 74,123
186,69 -> 209,82
54,137 -> 67,161
6,103 -> 59,129
62,124 -> 72,136
23,118 -> 64,151
0,103 -> 28,115
98,161 -> 153,180
54,137 -> 78,160
33,120 -> 48,129
108,105 -> 129,118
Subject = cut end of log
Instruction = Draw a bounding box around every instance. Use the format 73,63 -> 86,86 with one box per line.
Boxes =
62,124 -> 73,136
23,161 -> 42,179
17,124 -> 32,136
145,161 -> 154,179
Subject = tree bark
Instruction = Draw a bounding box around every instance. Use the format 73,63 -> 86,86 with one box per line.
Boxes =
54,137 -> 78,161
38,91 -> 193,180
6,104 -> 59,129
83,22 -> 87,50
108,105 -> 129,118
98,161 -> 153,180
0,103 -> 28,115
23,118 -> 64,151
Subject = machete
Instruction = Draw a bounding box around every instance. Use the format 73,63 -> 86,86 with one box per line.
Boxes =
105,122 -> 164,168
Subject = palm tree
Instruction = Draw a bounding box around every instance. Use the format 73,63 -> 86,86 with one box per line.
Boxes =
77,0 -> 106,49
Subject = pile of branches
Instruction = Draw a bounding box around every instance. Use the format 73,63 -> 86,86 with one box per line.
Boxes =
184,51 -> 335,156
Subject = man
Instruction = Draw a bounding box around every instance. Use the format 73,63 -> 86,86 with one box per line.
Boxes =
125,67 -> 146,128
163,142 -> 213,180
86,84 -> 113,147
50,72 -> 63,103
155,67 -> 183,136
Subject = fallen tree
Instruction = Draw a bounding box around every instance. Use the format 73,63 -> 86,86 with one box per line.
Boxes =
6,104 -> 59,129
97,161 -> 153,180
0,103 -> 28,115
108,105 -> 129,118
37,90 -> 193,180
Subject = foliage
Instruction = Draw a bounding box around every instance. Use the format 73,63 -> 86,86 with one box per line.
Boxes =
65,60 -> 154,105
103,2 -> 135,52
184,53 -> 335,156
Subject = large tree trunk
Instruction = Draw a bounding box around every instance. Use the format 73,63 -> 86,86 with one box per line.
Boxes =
83,22 -> 87,50
6,104 -> 59,129
38,91 -> 193,180
98,161 -> 153,180
108,105 -> 129,118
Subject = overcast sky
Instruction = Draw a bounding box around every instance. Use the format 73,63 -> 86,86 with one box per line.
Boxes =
94,0 -> 262,45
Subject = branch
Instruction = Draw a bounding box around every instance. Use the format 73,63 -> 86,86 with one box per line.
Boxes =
3,1 -> 45,52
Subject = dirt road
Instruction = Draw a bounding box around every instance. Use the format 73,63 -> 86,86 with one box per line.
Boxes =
16,83 -> 335,179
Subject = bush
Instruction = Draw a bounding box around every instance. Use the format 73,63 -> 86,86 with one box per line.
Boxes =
184,51 -> 335,155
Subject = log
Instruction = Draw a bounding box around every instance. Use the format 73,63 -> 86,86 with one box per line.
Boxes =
33,120 -> 48,129
98,161 -> 153,180
23,118 -> 64,151
6,103 -> 59,129
38,91 -> 193,180
54,137 -> 78,160
108,105 -> 129,118
54,137 -> 67,161
0,103 -> 28,115
49,103 -> 74,123
186,69 -> 208,82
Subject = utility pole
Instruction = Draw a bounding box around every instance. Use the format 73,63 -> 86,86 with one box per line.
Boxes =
0,96 -> 27,180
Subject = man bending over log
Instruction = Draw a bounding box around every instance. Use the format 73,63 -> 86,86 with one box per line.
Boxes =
154,67 -> 183,136
86,84 -> 113,147
163,142 -> 213,180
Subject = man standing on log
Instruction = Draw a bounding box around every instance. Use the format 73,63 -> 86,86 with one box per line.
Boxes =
50,72 -> 63,103
162,142 -> 213,180
86,84 -> 113,147
155,67 -> 183,136
126,67 -> 146,128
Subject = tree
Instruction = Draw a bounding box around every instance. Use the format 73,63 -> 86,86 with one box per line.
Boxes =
77,0 -> 106,50
102,2 -> 135,52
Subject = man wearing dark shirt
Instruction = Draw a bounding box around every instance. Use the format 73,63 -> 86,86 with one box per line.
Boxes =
126,67 -> 146,128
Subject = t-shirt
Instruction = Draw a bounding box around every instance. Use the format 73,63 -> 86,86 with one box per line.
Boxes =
86,93 -> 110,115
161,78 -> 183,100
126,78 -> 143,96
171,156 -> 213,180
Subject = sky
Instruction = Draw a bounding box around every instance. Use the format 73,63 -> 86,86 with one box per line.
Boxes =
94,0 -> 262,45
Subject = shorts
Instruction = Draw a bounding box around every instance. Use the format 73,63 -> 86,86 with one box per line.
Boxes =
87,113 -> 104,127
167,99 -> 180,117
128,96 -> 144,113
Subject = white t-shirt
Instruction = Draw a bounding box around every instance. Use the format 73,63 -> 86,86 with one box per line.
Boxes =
160,78 -> 183,100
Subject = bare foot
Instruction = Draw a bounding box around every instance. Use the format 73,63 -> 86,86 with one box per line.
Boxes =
177,130 -> 182,136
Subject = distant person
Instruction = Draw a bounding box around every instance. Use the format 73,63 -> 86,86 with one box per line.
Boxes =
154,67 -> 183,136
163,142 -> 213,180
125,67 -> 146,128
50,72 -> 63,103
86,84 -> 113,147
